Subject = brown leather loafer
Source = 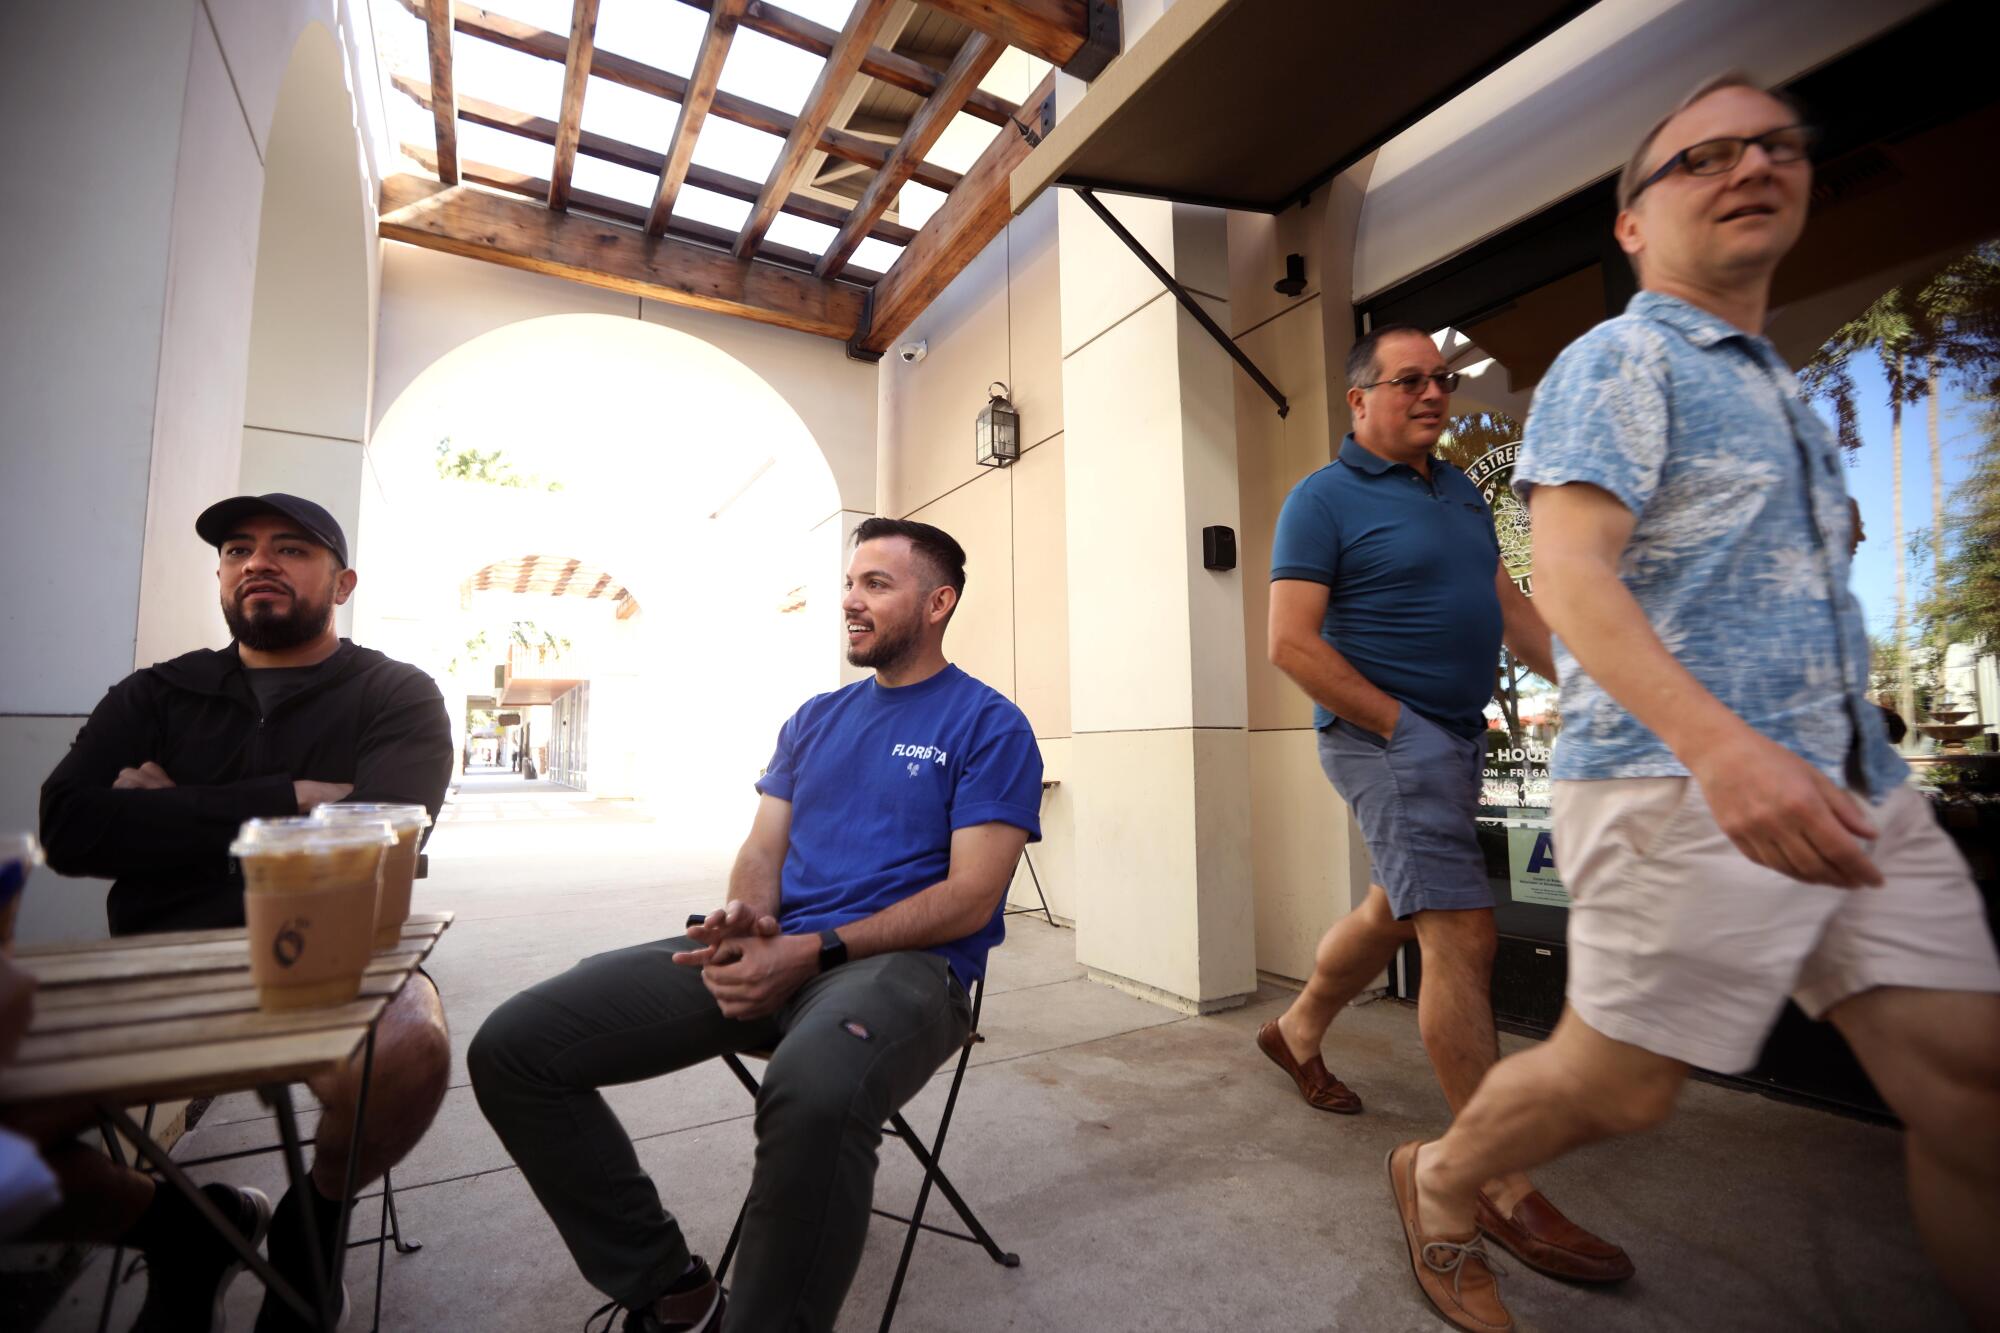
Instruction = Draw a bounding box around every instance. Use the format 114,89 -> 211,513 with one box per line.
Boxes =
1476,1189 -> 1634,1284
1256,1020 -> 1362,1113
1387,1141 -> 1513,1333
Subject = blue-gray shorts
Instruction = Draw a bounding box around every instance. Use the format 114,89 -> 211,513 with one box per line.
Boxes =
1317,709 -> 1493,919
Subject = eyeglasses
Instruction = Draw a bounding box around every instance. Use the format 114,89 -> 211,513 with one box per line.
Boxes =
1627,124 -> 1817,205
1357,371 -> 1460,395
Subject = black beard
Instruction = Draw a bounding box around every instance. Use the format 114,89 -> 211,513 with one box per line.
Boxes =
224,587 -> 335,652
846,616 -> 920,672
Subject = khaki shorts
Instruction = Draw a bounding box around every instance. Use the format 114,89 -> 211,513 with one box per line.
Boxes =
1554,778 -> 2000,1074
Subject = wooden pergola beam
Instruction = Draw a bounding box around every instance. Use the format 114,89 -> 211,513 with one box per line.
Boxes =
401,147 -> 884,282
423,0 -> 460,184
432,4 -> 963,194
674,0 -> 1021,127
917,0 -> 1119,78
852,72 -> 1054,357
734,0 -> 895,259
815,31 -> 1001,279
547,0 -> 600,210
379,174 -> 867,340
391,76 -> 916,246
648,0 -> 744,235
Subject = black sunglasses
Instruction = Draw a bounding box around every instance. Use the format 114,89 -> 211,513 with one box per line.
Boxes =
1627,124 -> 1817,205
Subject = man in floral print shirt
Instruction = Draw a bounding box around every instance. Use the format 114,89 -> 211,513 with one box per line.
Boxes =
1383,73 -> 2000,1333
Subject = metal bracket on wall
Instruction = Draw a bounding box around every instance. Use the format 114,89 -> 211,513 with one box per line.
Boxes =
1071,187 -> 1289,419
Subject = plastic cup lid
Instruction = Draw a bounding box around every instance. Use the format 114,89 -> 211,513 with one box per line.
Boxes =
312,802 -> 432,832
231,816 -> 395,858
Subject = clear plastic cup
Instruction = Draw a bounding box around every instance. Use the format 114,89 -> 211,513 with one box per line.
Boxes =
1,833 -> 42,956
311,804 -> 431,950
232,818 -> 393,1011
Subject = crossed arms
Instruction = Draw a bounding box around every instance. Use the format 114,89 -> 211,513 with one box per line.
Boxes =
674,794 -> 1028,1019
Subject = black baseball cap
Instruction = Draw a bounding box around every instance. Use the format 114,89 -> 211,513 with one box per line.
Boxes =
195,494 -> 349,567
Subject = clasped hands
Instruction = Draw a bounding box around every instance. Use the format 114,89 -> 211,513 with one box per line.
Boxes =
111,761 -> 351,814
672,900 -> 819,1021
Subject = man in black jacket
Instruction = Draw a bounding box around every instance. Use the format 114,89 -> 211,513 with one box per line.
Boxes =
33,493 -> 453,1332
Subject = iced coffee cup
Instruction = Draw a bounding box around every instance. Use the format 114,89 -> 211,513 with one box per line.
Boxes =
233,817 -> 393,1012
312,804 -> 431,950
1,833 -> 42,957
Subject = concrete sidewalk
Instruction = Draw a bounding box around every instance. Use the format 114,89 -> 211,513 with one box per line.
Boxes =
35,785 -> 1958,1331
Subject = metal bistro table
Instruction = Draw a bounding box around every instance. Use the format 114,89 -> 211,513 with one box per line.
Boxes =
1,911 -> 454,1332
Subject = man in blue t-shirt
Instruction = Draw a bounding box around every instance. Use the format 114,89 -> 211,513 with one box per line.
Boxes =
471,518 -> 1042,1333
1260,324 -> 1628,1286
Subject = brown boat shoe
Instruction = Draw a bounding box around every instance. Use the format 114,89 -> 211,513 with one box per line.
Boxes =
1387,1141 -> 1513,1333
1476,1189 -> 1635,1284
1255,1020 -> 1362,1114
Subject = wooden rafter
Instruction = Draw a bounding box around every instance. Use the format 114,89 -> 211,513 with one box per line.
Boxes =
401,147 -> 884,282
547,0 -> 600,210
815,31 -> 1001,279
919,0 -> 1118,78
391,76 -> 916,246
734,0 -> 894,260
647,0 -> 744,235
423,0 -> 459,184
379,174 -> 867,339
852,72 -> 1054,357
673,0 -> 1021,127
428,4 -> 963,194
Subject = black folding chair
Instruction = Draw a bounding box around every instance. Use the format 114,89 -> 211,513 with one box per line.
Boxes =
714,975 -> 1019,1333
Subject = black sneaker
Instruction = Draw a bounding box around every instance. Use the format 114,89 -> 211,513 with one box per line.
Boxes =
130,1184 -> 273,1333
586,1257 -> 725,1333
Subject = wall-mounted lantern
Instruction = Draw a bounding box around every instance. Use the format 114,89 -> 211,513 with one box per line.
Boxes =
975,382 -> 1021,468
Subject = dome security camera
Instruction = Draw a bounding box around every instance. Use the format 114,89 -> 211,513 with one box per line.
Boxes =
897,340 -> 928,364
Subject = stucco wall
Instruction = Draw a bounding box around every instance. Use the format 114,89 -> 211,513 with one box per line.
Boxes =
1,0 -> 381,945
876,193 -> 1074,922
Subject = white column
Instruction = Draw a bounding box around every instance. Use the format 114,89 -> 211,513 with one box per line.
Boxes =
1058,193 -> 1256,1013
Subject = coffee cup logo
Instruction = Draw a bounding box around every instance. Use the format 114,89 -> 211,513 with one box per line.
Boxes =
273,918 -> 308,968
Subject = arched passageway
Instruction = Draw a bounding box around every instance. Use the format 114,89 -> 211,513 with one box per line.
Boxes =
358,313 -> 850,839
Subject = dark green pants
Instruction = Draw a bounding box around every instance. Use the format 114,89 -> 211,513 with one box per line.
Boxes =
468,938 -> 970,1332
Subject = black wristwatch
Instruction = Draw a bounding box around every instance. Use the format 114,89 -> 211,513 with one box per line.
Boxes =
816,929 -> 849,972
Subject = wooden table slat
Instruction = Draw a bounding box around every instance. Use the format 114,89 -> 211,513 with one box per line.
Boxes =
21,948 -> 428,988
28,975 -> 405,1032
16,912 -> 454,958
0,916 -> 450,1108
16,998 -> 389,1067
0,1027 -> 373,1105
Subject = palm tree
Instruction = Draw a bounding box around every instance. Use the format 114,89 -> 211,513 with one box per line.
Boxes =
1802,291 -> 1923,722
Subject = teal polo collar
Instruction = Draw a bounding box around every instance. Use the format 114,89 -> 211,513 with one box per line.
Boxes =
1338,434 -> 1446,477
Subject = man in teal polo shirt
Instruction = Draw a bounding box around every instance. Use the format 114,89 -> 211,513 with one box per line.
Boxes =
1258,324 -> 1630,1285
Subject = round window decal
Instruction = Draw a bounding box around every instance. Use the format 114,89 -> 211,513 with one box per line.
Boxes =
1462,442 -> 1532,595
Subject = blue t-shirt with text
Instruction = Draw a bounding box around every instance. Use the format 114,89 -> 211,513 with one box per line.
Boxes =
754,664 -> 1043,983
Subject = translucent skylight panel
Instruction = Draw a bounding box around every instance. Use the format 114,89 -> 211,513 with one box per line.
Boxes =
456,121 -> 556,181
851,237 -> 904,276
690,118 -> 784,183
465,0 -> 574,34
897,181 -> 947,232
718,29 -> 827,117
597,0 -> 706,78
766,212 -> 839,256
373,2 -> 429,84
580,76 -> 677,154
672,185 -> 753,233
784,0 -> 858,26
455,38 -> 566,120
922,112 -> 994,174
571,155 -> 659,208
